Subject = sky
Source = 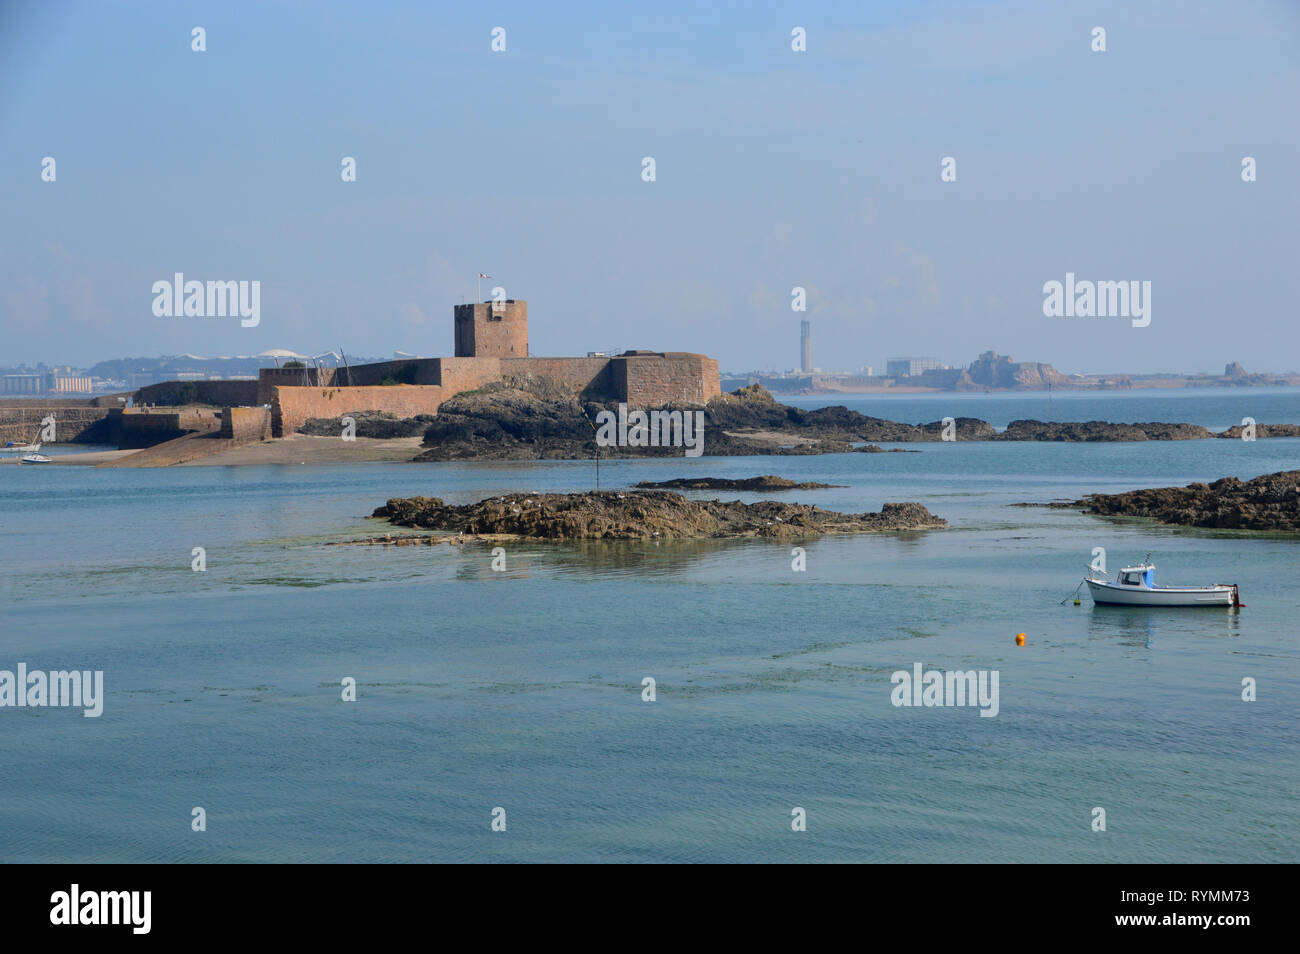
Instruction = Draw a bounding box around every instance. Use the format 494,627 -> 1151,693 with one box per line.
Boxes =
2,0 -> 1299,375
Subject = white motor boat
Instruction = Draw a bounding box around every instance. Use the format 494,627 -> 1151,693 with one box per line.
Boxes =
1085,561 -> 1241,608
3,439 -> 41,459
19,453 -> 52,464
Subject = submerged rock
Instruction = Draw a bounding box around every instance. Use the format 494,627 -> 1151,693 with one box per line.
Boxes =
371,491 -> 946,539
1055,470 -> 1300,531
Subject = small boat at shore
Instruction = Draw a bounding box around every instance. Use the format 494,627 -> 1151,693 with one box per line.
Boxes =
3,439 -> 41,457
1085,560 -> 1241,608
4,435 -> 51,464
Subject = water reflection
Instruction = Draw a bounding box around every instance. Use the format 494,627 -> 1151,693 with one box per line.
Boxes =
508,536 -> 783,576
1087,605 -> 1241,645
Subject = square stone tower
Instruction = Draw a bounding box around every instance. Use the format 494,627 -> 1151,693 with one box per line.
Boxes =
454,300 -> 529,357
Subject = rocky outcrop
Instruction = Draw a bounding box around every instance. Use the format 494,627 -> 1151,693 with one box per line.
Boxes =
371,491 -> 946,540
1057,470 -> 1300,531
705,386 -> 994,442
994,420 -> 1213,441
634,475 -> 845,491
397,382 -> 1298,461
956,351 -> 1071,391
414,385 -> 688,461
1215,423 -> 1300,439
412,382 -> 949,460
300,411 -> 437,439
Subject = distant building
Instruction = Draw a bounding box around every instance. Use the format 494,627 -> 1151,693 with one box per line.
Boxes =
887,357 -> 943,377
48,374 -> 93,393
800,321 -> 811,374
916,367 -> 963,388
2,373 -> 44,395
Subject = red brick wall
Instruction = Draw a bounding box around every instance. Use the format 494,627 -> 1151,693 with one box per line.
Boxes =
500,357 -> 613,397
272,385 -> 446,436
434,357 -> 503,394
258,367 -> 334,404
220,406 -> 272,442
111,407 -> 221,448
612,354 -> 721,406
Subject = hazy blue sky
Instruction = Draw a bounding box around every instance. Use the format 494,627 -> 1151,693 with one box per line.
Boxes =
3,0 -> 1298,374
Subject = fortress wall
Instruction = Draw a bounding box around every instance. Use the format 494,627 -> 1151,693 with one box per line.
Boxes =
176,408 -> 223,431
0,395 -> 129,408
111,407 -> 222,448
613,355 -> 721,406
501,357 -> 613,397
134,380 -> 260,407
258,367 -> 335,404
1,406 -> 226,448
336,360 -> 443,387
257,361 -> 447,399
434,357 -> 503,395
220,406 -> 272,442
271,385 -> 446,436
0,407 -> 112,444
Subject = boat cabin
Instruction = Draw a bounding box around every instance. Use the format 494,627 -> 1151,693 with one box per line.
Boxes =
1118,565 -> 1155,587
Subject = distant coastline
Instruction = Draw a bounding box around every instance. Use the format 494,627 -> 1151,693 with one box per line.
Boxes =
723,352 -> 1298,396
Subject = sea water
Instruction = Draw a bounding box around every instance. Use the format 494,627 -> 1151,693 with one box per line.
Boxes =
1,389 -> 1297,862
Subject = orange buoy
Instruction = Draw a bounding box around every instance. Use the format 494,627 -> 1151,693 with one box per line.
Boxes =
1015,633 -> 1026,646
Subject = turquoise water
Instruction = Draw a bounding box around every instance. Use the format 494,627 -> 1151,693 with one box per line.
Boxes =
1,389 -> 1298,862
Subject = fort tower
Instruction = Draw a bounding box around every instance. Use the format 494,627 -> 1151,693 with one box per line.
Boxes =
454,300 -> 529,358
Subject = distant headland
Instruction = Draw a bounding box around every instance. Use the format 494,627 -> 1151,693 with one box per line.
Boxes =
722,352 -> 1299,395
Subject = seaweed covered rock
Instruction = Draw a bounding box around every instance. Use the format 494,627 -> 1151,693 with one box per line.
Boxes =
1057,470 -> 1300,531
371,490 -> 947,539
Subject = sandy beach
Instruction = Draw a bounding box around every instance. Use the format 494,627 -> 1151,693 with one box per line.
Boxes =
0,449 -> 139,466
0,435 -> 425,468
181,434 -> 424,466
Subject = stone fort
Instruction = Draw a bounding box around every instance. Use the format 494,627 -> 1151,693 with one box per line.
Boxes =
251,299 -> 721,436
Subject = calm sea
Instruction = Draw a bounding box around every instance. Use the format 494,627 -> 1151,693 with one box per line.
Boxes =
2,388 -> 1297,862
